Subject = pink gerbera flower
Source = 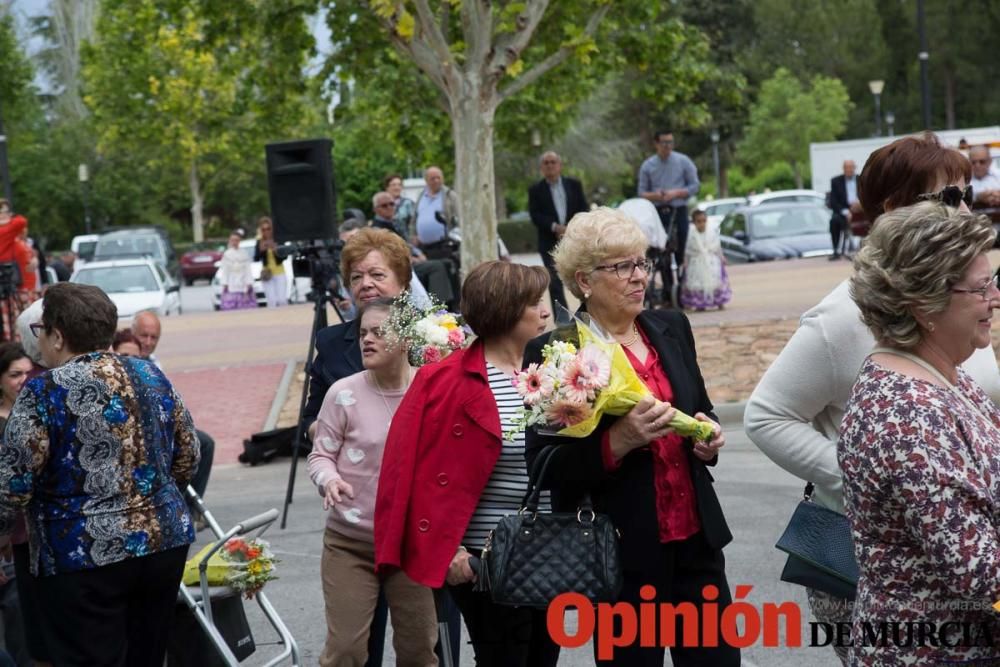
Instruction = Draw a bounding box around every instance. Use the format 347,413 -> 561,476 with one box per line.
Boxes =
545,399 -> 590,427
577,344 -> 611,389
562,360 -> 596,403
514,363 -> 555,405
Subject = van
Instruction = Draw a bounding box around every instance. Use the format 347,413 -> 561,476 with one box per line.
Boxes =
70,234 -> 100,268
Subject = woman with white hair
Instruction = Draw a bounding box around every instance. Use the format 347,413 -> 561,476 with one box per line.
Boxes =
525,207 -> 739,666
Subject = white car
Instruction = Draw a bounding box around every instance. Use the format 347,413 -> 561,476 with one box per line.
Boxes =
746,189 -> 828,208
70,233 -> 100,269
210,239 -> 309,309
71,258 -> 182,321
695,197 -> 749,231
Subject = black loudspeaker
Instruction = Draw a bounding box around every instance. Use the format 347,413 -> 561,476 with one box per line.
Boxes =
265,139 -> 337,243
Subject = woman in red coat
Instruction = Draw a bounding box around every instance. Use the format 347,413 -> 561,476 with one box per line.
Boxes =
375,260 -> 559,667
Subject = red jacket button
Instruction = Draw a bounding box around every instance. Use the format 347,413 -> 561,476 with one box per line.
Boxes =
437,473 -> 449,486
452,424 -> 463,437
418,519 -> 430,532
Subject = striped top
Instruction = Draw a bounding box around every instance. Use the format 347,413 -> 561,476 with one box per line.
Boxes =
462,364 -> 551,549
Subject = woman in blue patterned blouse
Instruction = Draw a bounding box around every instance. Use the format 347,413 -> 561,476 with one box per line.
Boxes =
0,283 -> 200,665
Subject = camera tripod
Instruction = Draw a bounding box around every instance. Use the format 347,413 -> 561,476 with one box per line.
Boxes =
280,253 -> 346,529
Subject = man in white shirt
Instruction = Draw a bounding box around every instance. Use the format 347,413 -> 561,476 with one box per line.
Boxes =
969,145 -> 1000,207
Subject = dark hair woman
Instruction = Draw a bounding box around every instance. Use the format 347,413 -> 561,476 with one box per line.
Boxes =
0,283 -> 200,665
375,260 -> 560,666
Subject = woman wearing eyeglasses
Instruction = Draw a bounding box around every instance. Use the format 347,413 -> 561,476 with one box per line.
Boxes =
524,207 -> 740,666
745,132 -> 1000,666
840,202 -> 1000,666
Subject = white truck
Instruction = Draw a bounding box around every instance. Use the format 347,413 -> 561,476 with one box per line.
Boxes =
809,126 -> 1000,193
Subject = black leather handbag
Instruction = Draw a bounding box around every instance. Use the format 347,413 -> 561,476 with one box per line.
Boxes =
775,482 -> 859,601
476,445 -> 623,608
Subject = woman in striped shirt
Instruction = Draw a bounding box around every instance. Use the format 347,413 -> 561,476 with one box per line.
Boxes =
375,260 -> 558,667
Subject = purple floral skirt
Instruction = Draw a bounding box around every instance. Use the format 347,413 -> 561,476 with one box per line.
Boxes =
220,288 -> 257,311
680,263 -> 732,310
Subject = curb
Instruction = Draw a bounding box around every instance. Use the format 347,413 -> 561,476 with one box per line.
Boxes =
714,401 -> 746,428
264,359 -> 297,432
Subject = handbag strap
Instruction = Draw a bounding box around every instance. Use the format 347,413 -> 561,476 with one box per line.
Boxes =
521,445 -> 594,514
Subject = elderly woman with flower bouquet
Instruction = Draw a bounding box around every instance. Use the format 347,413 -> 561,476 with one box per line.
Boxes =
525,207 -> 740,667
375,260 -> 562,667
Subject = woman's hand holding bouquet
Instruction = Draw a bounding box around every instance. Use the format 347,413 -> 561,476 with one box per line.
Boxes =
506,314 -> 717,444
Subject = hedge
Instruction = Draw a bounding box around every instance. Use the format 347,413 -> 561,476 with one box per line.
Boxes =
498,220 -> 537,254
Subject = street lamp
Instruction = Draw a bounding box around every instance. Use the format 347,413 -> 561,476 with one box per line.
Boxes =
710,129 -> 721,196
868,80 -> 885,137
531,129 -> 541,148
78,163 -> 92,234
885,111 -> 896,137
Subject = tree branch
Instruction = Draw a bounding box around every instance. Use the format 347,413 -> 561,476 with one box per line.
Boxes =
461,0 -> 492,72
497,3 -> 610,102
488,0 -> 549,76
412,0 -> 455,70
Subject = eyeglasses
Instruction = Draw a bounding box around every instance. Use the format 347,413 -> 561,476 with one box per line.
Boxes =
657,139 -> 674,146
375,202 -> 395,208
593,258 -> 654,280
917,184 -> 973,208
29,322 -> 44,338
952,275 -> 1000,301
971,159 -> 992,165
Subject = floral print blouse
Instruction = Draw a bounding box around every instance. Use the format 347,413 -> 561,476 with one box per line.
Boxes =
0,352 -> 200,576
839,358 -> 1000,666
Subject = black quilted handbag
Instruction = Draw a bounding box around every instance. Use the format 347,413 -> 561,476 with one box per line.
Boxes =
775,482 -> 859,601
476,445 -> 623,608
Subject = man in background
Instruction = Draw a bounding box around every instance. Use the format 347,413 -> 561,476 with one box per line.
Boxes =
528,151 -> 588,316
638,131 -> 700,299
829,160 -> 860,260
969,145 -> 1000,207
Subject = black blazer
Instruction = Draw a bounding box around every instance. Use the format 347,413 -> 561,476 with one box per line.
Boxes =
528,177 -> 589,253
829,175 -> 850,221
524,309 -> 732,578
302,321 -> 362,432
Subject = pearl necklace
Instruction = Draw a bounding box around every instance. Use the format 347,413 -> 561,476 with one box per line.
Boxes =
618,324 -> 640,347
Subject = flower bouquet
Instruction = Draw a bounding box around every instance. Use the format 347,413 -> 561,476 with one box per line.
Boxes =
182,537 -> 278,599
505,313 -> 715,441
384,292 -> 471,366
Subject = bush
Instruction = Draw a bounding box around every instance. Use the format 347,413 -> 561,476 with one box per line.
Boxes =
728,162 -> 800,195
498,220 -> 536,254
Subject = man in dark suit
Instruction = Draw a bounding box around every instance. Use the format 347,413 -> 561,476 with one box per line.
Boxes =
829,160 -> 859,260
528,152 -> 588,316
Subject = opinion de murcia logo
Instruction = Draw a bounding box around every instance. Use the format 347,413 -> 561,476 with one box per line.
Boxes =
544,585 -> 1000,660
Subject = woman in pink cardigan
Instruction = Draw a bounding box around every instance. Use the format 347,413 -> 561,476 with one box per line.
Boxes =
307,297 -> 437,667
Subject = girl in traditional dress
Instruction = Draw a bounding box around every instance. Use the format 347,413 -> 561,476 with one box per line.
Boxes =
218,232 -> 257,310
680,209 -> 732,310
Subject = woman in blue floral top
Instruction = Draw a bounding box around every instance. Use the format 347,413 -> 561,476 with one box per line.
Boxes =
0,283 -> 200,665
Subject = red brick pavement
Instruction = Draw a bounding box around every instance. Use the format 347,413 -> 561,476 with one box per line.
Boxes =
169,362 -> 287,464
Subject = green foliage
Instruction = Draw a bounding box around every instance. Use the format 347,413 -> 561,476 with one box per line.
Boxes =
738,68 -> 852,187
82,0 -> 320,239
0,15 -> 34,114
726,162 -> 798,196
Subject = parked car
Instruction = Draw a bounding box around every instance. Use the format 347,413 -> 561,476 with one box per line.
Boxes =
695,197 -> 748,231
180,242 -> 224,285
210,239 -> 309,309
719,203 -> 833,262
71,258 -> 182,321
93,228 -> 180,281
70,233 -> 100,269
746,189 -> 828,208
